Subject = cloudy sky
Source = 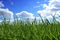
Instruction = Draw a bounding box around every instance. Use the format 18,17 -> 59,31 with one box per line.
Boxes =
0,0 -> 60,21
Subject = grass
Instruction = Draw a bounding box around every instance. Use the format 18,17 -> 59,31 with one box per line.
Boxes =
0,17 -> 60,40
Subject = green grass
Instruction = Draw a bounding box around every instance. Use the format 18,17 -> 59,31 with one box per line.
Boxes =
0,18 -> 60,40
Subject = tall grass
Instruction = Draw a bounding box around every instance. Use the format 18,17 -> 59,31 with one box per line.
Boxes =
0,17 -> 60,40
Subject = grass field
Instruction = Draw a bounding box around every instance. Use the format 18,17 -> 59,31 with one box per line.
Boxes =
0,17 -> 60,40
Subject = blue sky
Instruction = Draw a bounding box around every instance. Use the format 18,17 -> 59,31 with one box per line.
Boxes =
0,0 -> 60,21
0,0 -> 49,17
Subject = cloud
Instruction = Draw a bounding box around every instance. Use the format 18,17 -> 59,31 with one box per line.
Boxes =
0,1 -> 4,7
37,10 -> 51,18
37,0 -> 60,19
49,0 -> 60,11
16,11 -> 35,19
16,11 -> 43,22
0,8 -> 13,19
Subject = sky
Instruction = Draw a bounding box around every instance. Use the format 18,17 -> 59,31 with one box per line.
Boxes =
0,0 -> 48,16
0,0 -> 60,21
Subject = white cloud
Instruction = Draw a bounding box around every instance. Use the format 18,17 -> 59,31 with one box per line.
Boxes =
0,8 -> 13,19
49,0 -> 60,11
37,0 -> 60,19
48,0 -> 60,17
37,10 -> 51,18
16,11 -> 35,19
16,11 -> 43,22
0,1 -> 4,7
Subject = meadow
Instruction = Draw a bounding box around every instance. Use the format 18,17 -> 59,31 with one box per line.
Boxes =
0,17 -> 60,40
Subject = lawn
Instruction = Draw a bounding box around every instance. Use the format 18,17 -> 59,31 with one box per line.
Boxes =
0,18 -> 60,40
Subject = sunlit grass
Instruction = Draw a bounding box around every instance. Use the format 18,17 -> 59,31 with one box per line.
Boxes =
0,17 -> 60,40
